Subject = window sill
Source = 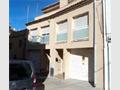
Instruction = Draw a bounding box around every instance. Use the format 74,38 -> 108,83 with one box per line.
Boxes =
72,37 -> 89,42
56,41 -> 67,44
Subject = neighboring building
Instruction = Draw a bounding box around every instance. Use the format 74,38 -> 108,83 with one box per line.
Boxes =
25,41 -> 50,79
9,29 -> 29,59
9,27 -> 49,80
26,0 -> 104,89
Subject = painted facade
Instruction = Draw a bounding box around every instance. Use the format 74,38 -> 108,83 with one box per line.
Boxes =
26,0 -> 104,89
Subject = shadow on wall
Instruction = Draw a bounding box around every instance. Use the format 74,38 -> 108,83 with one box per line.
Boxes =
26,41 -> 50,83
55,49 -> 64,79
39,49 -> 50,83
9,29 -> 29,60
9,29 -> 49,90
68,48 -> 95,87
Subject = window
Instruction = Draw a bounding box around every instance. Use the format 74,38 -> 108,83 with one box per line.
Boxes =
41,26 -> 50,44
29,28 -> 38,36
29,28 -> 40,42
73,14 -> 89,41
56,20 -> 68,42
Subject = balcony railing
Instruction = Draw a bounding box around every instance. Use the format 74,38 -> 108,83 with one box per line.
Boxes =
40,35 -> 49,44
31,36 -> 40,43
73,28 -> 89,41
56,33 -> 67,42
30,35 -> 49,44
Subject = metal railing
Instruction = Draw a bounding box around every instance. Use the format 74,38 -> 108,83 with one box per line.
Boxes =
29,35 -> 49,44
73,28 -> 89,41
56,33 -> 67,42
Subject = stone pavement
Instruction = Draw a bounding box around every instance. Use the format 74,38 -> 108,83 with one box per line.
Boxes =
43,78 -> 103,90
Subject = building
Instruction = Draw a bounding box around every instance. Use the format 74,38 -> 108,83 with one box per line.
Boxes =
9,27 -> 49,81
25,41 -> 50,78
26,0 -> 104,89
9,29 -> 29,59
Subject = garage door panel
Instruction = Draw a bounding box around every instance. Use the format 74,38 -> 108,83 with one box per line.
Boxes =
69,54 -> 88,81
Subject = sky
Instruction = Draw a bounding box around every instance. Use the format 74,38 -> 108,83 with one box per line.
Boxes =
10,0 -> 58,31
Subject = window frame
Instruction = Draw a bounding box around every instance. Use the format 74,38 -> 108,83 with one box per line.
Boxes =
72,12 -> 89,41
41,25 -> 50,44
56,19 -> 68,43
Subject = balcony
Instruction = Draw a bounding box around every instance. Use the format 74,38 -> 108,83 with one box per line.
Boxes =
30,36 -> 41,43
57,33 -> 67,43
73,28 -> 89,41
29,35 -> 49,44
40,35 -> 49,44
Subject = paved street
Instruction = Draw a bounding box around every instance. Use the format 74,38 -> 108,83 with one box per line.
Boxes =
43,78 -> 103,90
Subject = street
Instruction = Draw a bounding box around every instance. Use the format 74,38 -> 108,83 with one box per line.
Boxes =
43,78 -> 103,90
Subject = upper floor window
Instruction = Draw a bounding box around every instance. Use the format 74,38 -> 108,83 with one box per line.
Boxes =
56,20 -> 68,43
29,28 -> 39,42
29,28 -> 38,36
41,26 -> 50,44
73,13 -> 89,41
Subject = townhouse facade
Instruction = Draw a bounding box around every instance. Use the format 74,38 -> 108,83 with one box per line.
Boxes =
26,0 -> 104,89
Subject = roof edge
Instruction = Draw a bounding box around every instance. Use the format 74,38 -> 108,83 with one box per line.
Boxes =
42,2 -> 59,11
26,0 -> 93,26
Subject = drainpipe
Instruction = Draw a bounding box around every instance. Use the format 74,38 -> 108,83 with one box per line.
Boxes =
102,0 -> 111,90
93,0 -> 96,87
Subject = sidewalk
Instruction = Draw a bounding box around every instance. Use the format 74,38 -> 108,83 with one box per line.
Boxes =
43,78 -> 103,90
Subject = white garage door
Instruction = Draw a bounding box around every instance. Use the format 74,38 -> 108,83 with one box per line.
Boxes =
69,54 -> 88,81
